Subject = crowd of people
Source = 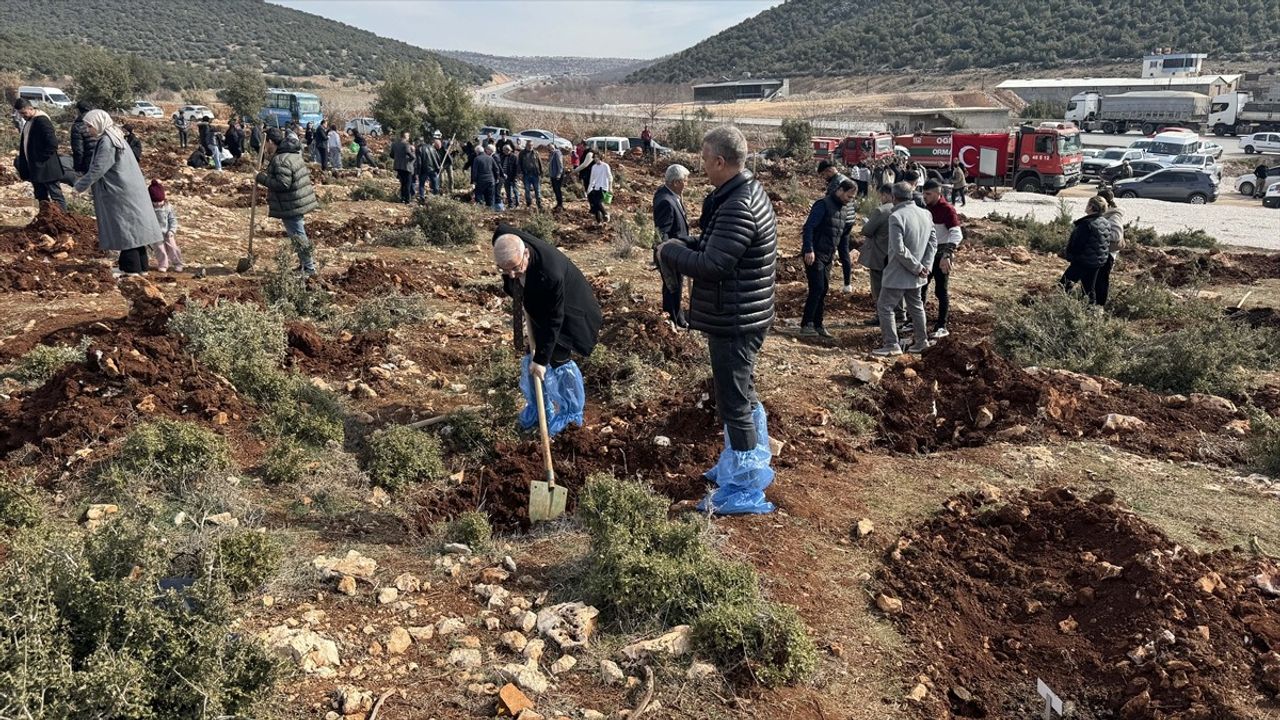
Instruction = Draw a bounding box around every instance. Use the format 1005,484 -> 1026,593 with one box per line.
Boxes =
464,132 -> 614,220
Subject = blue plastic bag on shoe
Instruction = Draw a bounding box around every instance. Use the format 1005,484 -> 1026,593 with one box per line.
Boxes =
546,360 -> 585,435
698,403 -> 776,515
517,354 -> 554,431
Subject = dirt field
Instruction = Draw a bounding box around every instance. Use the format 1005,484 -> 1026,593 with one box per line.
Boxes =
1,117 -> 1278,720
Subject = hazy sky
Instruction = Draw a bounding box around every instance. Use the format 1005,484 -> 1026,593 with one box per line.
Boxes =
268,0 -> 782,59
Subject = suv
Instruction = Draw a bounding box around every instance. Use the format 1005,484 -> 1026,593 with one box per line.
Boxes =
1083,148 -> 1144,182
1235,165 -> 1280,196
131,100 -> 163,118
585,136 -> 631,155
1242,133 -> 1280,155
1114,167 -> 1218,204
345,117 -> 383,136
514,129 -> 572,151
1162,153 -> 1220,180
178,105 -> 214,121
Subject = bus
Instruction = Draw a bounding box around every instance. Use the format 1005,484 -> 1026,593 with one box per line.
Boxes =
260,89 -> 323,128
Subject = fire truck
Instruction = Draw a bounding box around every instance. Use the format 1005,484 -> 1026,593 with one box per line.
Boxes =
811,132 -> 897,165
894,123 -> 1083,194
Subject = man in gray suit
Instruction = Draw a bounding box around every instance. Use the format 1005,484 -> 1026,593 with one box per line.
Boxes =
872,182 -> 937,357
858,183 -> 903,327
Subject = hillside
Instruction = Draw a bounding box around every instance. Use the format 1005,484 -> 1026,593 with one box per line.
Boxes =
628,0 -> 1280,83
434,50 -> 649,78
0,0 -> 489,86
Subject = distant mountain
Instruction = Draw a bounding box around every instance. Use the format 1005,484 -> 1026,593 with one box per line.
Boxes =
628,0 -> 1280,83
435,50 -> 648,78
0,0 -> 490,86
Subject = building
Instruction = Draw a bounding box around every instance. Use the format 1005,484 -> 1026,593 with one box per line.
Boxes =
1142,51 -> 1207,78
692,78 -> 789,103
1241,73 -> 1280,103
996,75 -> 1240,105
882,107 -> 1012,133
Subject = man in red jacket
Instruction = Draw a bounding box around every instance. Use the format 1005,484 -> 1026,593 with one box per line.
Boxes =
921,180 -> 963,339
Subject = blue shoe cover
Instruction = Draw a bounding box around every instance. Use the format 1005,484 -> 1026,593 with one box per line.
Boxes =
698,404 -> 776,515
546,361 -> 585,435
517,354 -> 554,431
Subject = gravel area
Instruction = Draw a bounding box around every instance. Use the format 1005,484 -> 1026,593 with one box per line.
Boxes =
959,192 -> 1280,250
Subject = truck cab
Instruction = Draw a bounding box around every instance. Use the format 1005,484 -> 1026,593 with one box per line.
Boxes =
1065,92 -> 1100,126
1211,91 -> 1280,136
897,124 -> 1081,194
836,132 -> 895,165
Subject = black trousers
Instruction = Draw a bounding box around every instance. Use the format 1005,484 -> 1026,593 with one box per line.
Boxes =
1060,262 -> 1102,304
951,187 -> 966,206
177,128 -> 188,148
708,330 -> 766,451
1094,255 -> 1115,306
551,176 -> 564,208
588,189 -> 608,221
922,249 -> 953,329
33,182 -> 66,210
801,255 -> 832,328
119,246 -> 148,274
661,277 -> 687,327
396,170 -> 413,204
836,232 -> 852,286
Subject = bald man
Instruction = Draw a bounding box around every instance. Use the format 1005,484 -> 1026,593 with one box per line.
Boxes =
493,224 -> 602,435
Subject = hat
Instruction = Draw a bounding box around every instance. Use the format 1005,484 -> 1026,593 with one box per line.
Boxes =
148,180 -> 165,203
817,159 -> 834,172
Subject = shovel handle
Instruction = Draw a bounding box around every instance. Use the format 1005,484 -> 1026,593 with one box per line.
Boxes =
525,312 -> 556,486
247,138 -> 268,259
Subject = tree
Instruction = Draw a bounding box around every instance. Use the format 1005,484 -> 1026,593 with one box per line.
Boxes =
421,64 -> 478,141
218,66 -> 267,122
779,117 -> 813,158
370,63 -> 425,135
667,113 -> 705,152
125,55 -> 160,97
71,49 -> 133,112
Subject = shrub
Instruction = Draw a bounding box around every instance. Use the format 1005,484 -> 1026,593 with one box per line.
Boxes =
1155,228 -> 1218,249
374,226 -> 425,247
412,196 -> 479,246
581,344 -> 651,406
779,117 -> 813,158
520,212 -> 557,245
169,300 -> 287,382
348,179 -> 399,202
263,246 -> 332,319
259,378 -> 346,447
474,346 -> 523,424
667,113 -> 705,152
986,212 -> 1071,254
1107,280 -> 1217,322
213,531 -> 283,594
363,425 -> 446,491
612,211 -> 660,258
261,438 -> 311,484
108,419 -> 232,489
1120,317 -> 1274,394
65,195 -> 96,217
341,292 -> 429,333
0,522 -> 278,717
1247,409 -> 1280,476
0,482 -> 42,529
692,600 -> 818,687
444,510 -> 493,551
830,404 -> 877,438
437,409 -> 509,461
994,291 -> 1131,377
2,341 -> 85,384
1123,222 -> 1158,247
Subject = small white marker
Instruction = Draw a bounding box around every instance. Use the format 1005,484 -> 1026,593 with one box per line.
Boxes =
1037,678 -> 1064,720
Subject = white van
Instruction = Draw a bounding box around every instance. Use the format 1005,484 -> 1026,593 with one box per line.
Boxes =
585,136 -> 631,155
17,85 -> 73,109
1143,131 -> 1203,158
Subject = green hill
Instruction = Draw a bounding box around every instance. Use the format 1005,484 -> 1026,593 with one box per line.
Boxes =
628,0 -> 1280,83
0,0 -> 490,87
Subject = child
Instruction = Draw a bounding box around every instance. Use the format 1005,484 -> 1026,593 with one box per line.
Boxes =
149,180 -> 183,272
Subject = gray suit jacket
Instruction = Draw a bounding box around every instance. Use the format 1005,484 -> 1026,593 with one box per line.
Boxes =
858,202 -> 893,271
883,201 -> 937,290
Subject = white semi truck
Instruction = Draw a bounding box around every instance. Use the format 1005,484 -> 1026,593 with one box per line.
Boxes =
1208,91 -> 1280,136
1064,90 -> 1211,135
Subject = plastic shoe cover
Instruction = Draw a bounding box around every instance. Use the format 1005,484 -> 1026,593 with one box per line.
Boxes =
517,354 -> 555,431
546,361 -> 585,435
698,404 -> 776,515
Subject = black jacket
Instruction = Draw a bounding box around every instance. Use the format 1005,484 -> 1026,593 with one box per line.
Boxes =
802,192 -> 846,257
823,172 -> 856,236
652,185 -> 689,240
497,152 -> 518,183
71,113 -> 90,173
16,114 -> 62,183
416,143 -> 441,174
493,225 -> 602,365
662,172 -> 777,336
1065,215 -> 1111,268
519,148 -> 542,176
471,152 -> 499,187
126,133 -> 142,162
224,126 -> 244,157
391,139 -> 415,173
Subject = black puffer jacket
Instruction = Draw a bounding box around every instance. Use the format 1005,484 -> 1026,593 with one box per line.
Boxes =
256,137 -> 319,219
70,113 -> 90,173
1065,214 -> 1111,268
664,172 -> 777,336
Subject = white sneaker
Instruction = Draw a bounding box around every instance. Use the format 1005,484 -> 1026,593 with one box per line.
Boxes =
842,284 -> 853,293
871,345 -> 902,357
931,327 -> 950,339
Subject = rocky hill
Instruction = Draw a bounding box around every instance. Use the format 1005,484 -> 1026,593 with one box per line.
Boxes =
434,50 -> 649,78
628,0 -> 1280,83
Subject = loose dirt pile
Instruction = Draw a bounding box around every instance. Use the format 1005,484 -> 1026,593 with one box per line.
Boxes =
879,486 -> 1280,719
307,215 -> 388,245
0,257 -> 115,294
1140,248 -> 1280,288
878,339 -> 1241,461
285,321 -> 391,378
0,203 -> 100,257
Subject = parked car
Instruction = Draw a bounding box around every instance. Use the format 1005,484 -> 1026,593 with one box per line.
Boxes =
1128,139 -> 1155,154
345,117 -> 383,136
1081,148 -> 1103,159
130,101 -> 163,118
628,137 -> 673,156
1200,141 -> 1224,159
1161,153 -> 1220,180
16,85 -> 72,109
1265,181 -> 1280,208
1242,132 -> 1280,155
1100,159 -> 1166,182
1114,167 -> 1218,204
513,129 -> 572,151
1083,147 -> 1144,182
585,136 -> 631,155
1234,165 -> 1280,196
178,105 -> 214,121
476,125 -> 512,145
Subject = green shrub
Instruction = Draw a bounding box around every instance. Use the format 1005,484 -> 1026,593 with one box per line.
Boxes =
667,113 -> 705,152
2,342 -> 85,384
581,344 -> 651,406
438,409 -> 509,461
0,522 -> 278,717
341,291 -> 429,332
374,226 -> 425,247
109,419 -> 232,489
1107,280 -> 1217,322
348,179 -> 398,202
993,291 -> 1131,377
1120,317 -> 1274,394
259,378 -> 345,447
986,212 -> 1071,254
412,196 -> 479,246
169,300 -> 287,382
1124,222 -> 1158,246
692,600 -> 818,687
474,346 -> 523,423
263,246 -> 332,319
363,425 -> 446,491
261,438 -> 311,484
612,211 -> 659,258
0,483 -> 42,529
830,404 -> 877,438
779,117 -> 813,158
520,212 -> 557,245
213,531 -> 283,594
445,510 -> 493,551
1247,409 -> 1280,476
1156,228 -> 1217,249
65,195 -> 95,217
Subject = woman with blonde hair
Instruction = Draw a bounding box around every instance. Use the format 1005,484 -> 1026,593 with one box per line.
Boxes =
73,109 -> 162,276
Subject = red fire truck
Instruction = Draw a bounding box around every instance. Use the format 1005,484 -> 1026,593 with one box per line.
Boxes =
811,132 -> 896,165
894,123 -> 1083,194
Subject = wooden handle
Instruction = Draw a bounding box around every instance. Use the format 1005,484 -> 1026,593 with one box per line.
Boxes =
525,312 -> 555,485
248,140 -> 268,256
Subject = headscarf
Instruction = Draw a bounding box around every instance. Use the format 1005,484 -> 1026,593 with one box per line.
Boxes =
83,109 -> 126,150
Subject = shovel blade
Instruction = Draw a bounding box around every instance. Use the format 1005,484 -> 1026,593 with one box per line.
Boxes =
235,256 -> 253,273
548,482 -> 568,520
529,479 -> 553,523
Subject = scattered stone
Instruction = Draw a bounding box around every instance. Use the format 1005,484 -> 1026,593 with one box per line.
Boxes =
1095,561 -> 1124,580
995,424 -> 1028,440
1195,572 -> 1225,594
393,573 -> 422,593
686,661 -> 717,681
486,616 -> 502,631
501,631 -> 529,652
1058,616 -> 1079,634
550,655 -> 577,675
1189,393 -> 1237,414
480,567 -> 510,584
516,610 -> 538,634
653,435 -> 671,447
334,686 -> 374,715
337,575 -> 358,596
536,602 -> 599,649
907,683 -> 929,702
205,511 -> 238,527
498,683 -> 535,716
387,627 -> 412,655
497,663 -> 550,694
259,625 -> 340,674
313,550 -> 377,581
581,711 -> 606,720
1224,419 -> 1251,437
599,659 -> 625,686
1008,246 -> 1032,264
621,625 -> 692,660
443,543 -> 471,556
377,587 -> 400,604
459,635 -> 482,649
855,518 -> 875,538
851,358 -> 886,384
523,638 -> 546,663
975,406 -> 995,429
82,503 -> 119,530
408,626 -> 434,642
1102,413 -> 1146,433
437,617 -> 466,636
448,648 -> 483,669
876,594 -> 904,615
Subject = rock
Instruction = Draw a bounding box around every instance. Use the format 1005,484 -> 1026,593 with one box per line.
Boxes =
1189,393 -> 1237,414
599,659 -> 625,686
501,631 -> 528,652
875,594 -> 903,615
1163,394 -> 1189,408
1058,616 -> 1079,634
523,638 -> 546,663
497,684 -> 535,716
550,655 -> 577,675
408,626 -> 434,642
448,648 -> 483,668
515,710 -> 544,720
621,626 -> 692,660
387,627 -> 412,655
686,661 -> 717,681
976,483 -> 1003,503
995,424 -> 1028,439
486,617 -> 502,631
437,617 -> 466,636
1102,413 -> 1146,433
907,683 -> 929,702
516,610 -> 537,634
82,503 -> 119,529
259,625 -> 340,673
1224,419 -> 1251,437
205,512 -> 238,527
443,543 -> 471,555
1194,290 -> 1221,301
1260,652 -> 1280,693
497,662 -> 550,694
393,573 -> 421,593
503,556 -> 518,573
854,518 -> 875,538
536,602 -> 599,649
653,435 -> 671,447
313,550 -> 377,581
459,635 -> 482,649
975,406 -> 995,429
480,567 -> 510,584
377,587 -> 400,604
335,686 -> 374,715
851,358 -> 886,384
581,712 -> 606,720
1095,561 -> 1124,580
1254,569 -> 1280,597
1008,246 -> 1033,264
337,575 -> 358,596
1120,690 -> 1150,719
474,583 -> 510,608
352,382 -> 378,399
1195,572 -> 1225,594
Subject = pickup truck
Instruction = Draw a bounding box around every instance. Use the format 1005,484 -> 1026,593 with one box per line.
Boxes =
1083,148 -> 1144,182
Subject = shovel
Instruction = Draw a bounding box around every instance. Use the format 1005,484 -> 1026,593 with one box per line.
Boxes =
236,136 -> 268,273
525,315 -> 567,522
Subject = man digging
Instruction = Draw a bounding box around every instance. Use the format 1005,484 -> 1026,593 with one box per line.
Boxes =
492,224 -> 602,436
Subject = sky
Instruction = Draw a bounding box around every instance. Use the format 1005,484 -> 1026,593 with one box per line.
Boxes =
268,0 -> 783,59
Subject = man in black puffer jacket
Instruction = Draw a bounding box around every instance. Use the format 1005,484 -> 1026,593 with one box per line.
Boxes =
1059,195 -> 1112,304
256,129 -> 320,275
657,125 -> 778,515
800,177 -> 857,337
70,101 -> 93,174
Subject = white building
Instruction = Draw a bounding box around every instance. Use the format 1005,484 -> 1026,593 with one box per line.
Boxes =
997,75 -> 1239,105
1142,51 -> 1207,78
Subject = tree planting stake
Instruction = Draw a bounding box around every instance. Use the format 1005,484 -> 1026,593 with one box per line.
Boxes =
1037,678 -> 1063,720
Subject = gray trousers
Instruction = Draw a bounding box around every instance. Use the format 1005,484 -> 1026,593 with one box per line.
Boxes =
878,285 -> 928,350
868,268 -> 905,321
707,330 -> 766,451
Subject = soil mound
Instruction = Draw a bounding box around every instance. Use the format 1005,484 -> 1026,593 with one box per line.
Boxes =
285,321 -> 391,377
307,215 -> 387,245
878,339 -> 1241,461
879,486 -> 1280,719
0,203 -> 99,258
1142,248 -> 1280,288
594,284 -> 705,364
0,257 -> 115,294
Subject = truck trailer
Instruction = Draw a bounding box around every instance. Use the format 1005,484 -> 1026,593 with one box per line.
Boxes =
894,123 -> 1083,194
1064,91 -> 1211,135
810,132 -> 896,165
1208,92 -> 1280,136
